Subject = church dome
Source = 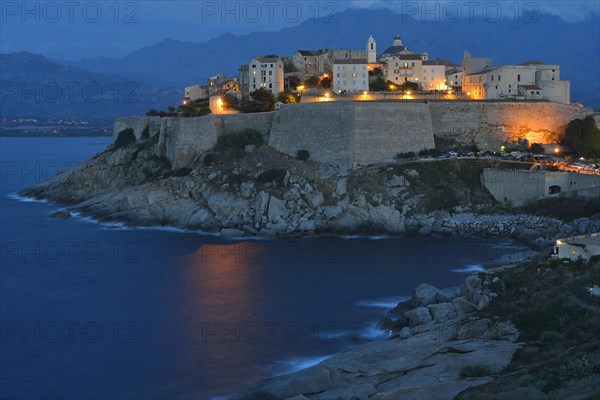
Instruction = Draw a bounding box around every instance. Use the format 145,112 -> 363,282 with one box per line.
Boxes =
382,45 -> 407,55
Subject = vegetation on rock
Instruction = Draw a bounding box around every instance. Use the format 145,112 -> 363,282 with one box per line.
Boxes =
457,256 -> 600,399
296,149 -> 310,161
113,128 -> 136,149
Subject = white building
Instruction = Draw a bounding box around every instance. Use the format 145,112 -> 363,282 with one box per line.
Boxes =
333,59 -> 369,93
247,57 -> 285,95
421,61 -> 448,91
554,233 -> 600,260
462,52 -> 570,104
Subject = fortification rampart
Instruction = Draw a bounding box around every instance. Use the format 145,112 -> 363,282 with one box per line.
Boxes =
481,168 -> 600,206
112,116 -> 161,141
429,101 -> 594,148
112,101 -> 596,169
113,113 -> 273,169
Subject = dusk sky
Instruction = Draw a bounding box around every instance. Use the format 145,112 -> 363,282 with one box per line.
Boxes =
1,0 -> 599,59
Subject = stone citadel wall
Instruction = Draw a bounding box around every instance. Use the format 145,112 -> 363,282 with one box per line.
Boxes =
113,101 -> 596,169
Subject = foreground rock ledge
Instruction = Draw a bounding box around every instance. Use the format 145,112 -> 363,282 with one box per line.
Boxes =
230,271 -> 521,400
230,325 -> 520,400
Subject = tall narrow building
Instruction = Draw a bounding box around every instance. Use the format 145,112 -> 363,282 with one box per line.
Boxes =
367,34 -> 377,64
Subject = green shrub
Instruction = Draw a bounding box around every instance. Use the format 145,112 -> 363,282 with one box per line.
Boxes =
459,363 -> 494,379
203,153 -> 217,166
215,129 -> 264,157
559,355 -> 595,381
397,151 -> 416,159
257,168 -> 287,184
297,149 -> 310,161
114,128 -> 136,149
141,126 -> 150,140
540,330 -> 563,345
418,148 -> 441,158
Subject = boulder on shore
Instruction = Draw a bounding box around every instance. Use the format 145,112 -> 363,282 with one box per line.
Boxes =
51,210 -> 71,219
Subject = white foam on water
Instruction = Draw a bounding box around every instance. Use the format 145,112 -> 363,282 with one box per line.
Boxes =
358,323 -> 387,340
272,354 -> 332,376
451,264 -> 485,273
316,328 -> 352,340
7,193 -> 47,203
354,297 -> 407,309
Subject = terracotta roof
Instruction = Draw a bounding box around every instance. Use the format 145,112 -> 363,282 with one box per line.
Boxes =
297,50 -> 321,56
333,58 -> 368,64
519,60 -> 544,66
396,54 -> 425,60
465,67 -> 498,76
255,56 -> 280,63
423,60 -> 448,66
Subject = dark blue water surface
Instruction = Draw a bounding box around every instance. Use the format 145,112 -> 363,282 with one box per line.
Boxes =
0,137 -> 527,399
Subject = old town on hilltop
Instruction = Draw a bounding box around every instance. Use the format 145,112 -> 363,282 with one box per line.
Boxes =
182,34 -> 571,115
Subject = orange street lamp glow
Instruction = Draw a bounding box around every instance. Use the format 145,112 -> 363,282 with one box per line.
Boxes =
554,148 -> 560,154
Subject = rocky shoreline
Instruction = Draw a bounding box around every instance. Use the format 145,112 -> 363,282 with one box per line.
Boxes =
18,133 -> 599,247
229,268 -> 523,400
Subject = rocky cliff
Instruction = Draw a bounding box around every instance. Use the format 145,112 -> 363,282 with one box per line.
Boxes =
19,127 -> 599,244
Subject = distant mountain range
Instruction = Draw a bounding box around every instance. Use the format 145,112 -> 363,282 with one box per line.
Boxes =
0,52 -> 180,121
1,7 -> 599,122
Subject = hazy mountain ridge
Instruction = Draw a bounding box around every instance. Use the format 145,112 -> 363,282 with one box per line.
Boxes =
67,8 -> 600,107
0,52 -> 181,120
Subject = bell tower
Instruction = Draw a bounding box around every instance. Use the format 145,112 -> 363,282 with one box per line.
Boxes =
367,34 -> 376,64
